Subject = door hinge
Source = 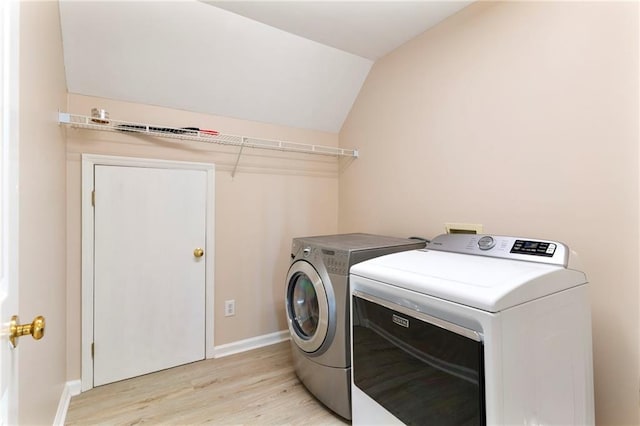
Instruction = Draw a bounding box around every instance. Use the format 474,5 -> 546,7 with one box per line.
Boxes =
91,342 -> 94,359
91,190 -> 95,207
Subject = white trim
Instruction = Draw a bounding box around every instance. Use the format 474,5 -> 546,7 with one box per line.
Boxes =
0,1 -> 20,424
52,380 -> 81,426
81,154 -> 215,391
213,330 -> 290,359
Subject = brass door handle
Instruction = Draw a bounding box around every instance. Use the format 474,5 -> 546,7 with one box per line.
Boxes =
9,315 -> 45,348
193,248 -> 204,258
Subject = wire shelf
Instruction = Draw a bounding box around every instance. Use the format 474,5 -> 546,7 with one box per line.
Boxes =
58,113 -> 359,159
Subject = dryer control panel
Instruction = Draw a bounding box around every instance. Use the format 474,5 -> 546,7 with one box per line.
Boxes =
427,234 -> 569,267
510,239 -> 557,257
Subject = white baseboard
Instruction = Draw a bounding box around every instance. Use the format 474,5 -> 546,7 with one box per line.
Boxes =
212,330 -> 290,358
53,380 -> 81,426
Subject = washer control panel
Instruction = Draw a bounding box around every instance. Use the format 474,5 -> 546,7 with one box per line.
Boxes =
322,249 -> 349,275
291,241 -> 350,275
427,233 -> 569,267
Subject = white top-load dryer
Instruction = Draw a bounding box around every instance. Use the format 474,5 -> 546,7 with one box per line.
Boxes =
350,233 -> 594,425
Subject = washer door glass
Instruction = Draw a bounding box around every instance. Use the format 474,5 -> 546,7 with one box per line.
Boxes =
286,261 -> 329,353
291,274 -> 320,337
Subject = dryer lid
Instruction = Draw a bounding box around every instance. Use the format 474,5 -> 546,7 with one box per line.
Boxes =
350,235 -> 587,313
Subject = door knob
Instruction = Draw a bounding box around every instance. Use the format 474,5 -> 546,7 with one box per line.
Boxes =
193,248 -> 204,258
9,315 -> 45,348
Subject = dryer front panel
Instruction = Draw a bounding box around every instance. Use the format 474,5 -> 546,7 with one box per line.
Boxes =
286,260 -> 334,353
352,290 -> 486,425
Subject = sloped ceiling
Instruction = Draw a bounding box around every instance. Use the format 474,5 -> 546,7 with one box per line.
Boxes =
206,1 -> 471,61
59,1 -> 470,133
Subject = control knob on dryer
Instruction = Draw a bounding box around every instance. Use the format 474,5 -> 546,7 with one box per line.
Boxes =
303,247 -> 311,257
478,236 -> 496,250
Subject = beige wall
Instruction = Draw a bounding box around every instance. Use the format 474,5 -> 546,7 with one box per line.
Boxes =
23,1 -> 637,424
18,1 -> 68,424
339,2 -> 639,425
65,94 -> 339,380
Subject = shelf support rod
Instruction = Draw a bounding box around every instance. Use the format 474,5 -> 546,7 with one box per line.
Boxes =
231,137 -> 246,178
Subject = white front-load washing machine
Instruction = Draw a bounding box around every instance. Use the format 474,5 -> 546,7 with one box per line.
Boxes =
285,233 -> 426,419
350,233 -> 594,425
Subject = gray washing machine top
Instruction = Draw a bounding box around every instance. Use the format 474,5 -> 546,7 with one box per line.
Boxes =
291,233 -> 426,275
294,233 -> 423,251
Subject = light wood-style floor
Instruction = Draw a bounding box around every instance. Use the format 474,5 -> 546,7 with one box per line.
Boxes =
66,341 -> 350,425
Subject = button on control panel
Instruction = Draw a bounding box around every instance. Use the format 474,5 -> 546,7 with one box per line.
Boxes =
510,240 -> 556,257
323,249 -> 348,275
477,236 -> 496,250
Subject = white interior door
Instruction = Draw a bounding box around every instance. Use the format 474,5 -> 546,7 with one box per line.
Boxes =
93,165 -> 208,386
0,1 -> 19,423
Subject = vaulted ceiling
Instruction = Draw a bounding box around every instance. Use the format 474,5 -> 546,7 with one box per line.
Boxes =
59,1 -> 470,132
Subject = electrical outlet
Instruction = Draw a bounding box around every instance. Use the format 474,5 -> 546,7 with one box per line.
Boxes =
225,299 -> 235,317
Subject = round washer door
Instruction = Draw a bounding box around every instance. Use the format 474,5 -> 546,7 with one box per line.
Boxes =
285,260 -> 329,353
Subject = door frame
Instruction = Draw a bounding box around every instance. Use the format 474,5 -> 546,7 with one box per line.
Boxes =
0,0 -> 20,421
81,154 -> 215,391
